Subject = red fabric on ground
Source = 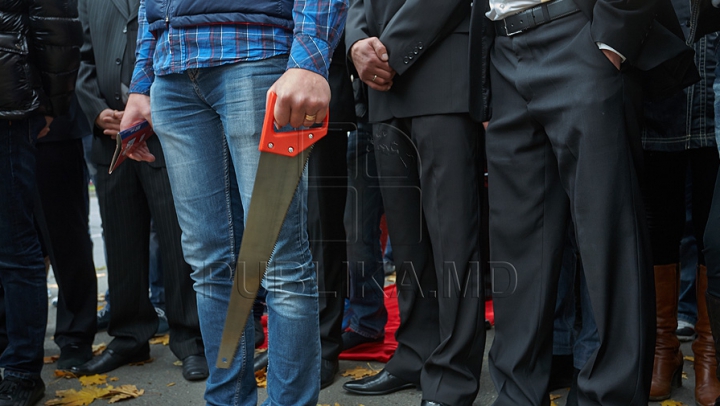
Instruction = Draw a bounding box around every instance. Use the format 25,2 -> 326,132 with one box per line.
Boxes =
339,284 -> 399,363
258,286 -> 495,362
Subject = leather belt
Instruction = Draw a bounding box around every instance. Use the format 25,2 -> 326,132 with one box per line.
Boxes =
495,0 -> 580,37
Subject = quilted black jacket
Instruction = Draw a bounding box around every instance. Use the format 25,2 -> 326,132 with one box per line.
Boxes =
0,0 -> 82,119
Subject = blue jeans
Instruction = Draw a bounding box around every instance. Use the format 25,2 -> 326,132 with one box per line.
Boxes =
344,124 -> 387,339
0,117 -> 49,380
678,173 -> 698,325
148,221 -> 165,309
151,58 -> 320,406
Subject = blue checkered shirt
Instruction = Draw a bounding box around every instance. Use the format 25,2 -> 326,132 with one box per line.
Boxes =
130,0 -> 347,95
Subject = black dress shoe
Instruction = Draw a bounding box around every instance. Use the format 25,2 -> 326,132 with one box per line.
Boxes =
342,369 -> 415,395
57,344 -> 93,370
547,354 -> 574,392
320,358 -> 338,389
341,331 -> 383,351
70,348 -> 150,376
421,401 -> 449,406
254,350 -> 269,372
182,355 -> 209,381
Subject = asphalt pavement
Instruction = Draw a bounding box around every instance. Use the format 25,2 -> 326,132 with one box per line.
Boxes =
38,195 -> 700,405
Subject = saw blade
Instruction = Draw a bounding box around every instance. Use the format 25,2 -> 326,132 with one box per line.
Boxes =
217,148 -> 311,369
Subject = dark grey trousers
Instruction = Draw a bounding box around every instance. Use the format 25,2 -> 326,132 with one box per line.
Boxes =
375,114 -> 486,406
486,11 -> 654,406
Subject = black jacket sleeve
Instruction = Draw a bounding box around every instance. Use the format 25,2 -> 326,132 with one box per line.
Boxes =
28,0 -> 83,117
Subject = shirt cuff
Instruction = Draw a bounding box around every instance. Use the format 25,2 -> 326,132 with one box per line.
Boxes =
596,42 -> 626,63
288,33 -> 332,79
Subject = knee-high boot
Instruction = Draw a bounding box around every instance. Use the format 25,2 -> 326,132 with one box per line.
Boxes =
693,265 -> 720,406
650,263 -> 684,401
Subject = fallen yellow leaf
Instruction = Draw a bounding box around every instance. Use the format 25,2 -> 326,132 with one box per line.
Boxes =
255,368 -> 267,388
91,343 -> 106,356
682,371 -> 688,380
44,355 -> 59,364
684,355 -> 695,362
128,357 -> 154,366
167,382 -> 175,387
550,393 -> 561,401
340,365 -> 379,380
79,374 -> 107,387
173,360 -> 183,366
104,384 -> 145,404
45,386 -> 111,405
53,370 -> 77,379
550,402 -> 558,406
109,377 -> 119,382
660,400 -> 685,406
386,273 -> 396,284
149,334 -> 170,346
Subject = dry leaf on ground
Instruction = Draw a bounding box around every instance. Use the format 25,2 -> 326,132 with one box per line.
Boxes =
386,273 -> 396,284
44,355 -> 59,364
104,384 -> 145,404
167,382 -> 175,387
128,357 -> 154,366
550,394 -> 561,401
682,371 -> 688,380
91,343 -> 106,356
109,377 -> 119,382
684,355 -> 695,362
45,386 -> 111,405
149,334 -> 169,346
660,400 -> 685,406
53,370 -> 77,379
79,375 -> 107,387
255,368 -> 267,388
173,360 -> 183,366
340,365 -> 379,379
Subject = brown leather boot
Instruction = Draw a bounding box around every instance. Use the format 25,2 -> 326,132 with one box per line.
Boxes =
693,265 -> 720,406
649,263 -> 684,401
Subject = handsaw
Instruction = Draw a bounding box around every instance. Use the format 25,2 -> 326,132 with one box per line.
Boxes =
217,91 -> 328,369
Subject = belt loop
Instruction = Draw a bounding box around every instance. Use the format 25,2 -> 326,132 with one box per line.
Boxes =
541,2 -> 551,21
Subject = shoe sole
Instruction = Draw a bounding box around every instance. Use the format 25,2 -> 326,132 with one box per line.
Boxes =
342,382 -> 416,396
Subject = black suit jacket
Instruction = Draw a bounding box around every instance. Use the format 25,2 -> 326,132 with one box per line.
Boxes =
469,0 -> 699,121
75,0 -> 165,167
344,0 -> 473,122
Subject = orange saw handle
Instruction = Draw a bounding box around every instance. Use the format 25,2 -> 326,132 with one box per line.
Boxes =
259,91 -> 329,157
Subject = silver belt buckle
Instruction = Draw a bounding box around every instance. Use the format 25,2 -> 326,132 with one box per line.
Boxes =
503,17 -> 521,36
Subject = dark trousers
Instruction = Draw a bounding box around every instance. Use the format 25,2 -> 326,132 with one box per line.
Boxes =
35,138 -> 97,349
0,118 -> 47,378
703,167 -> 720,298
375,114 -> 485,406
308,129 -> 348,362
95,158 -> 203,360
486,11 -> 653,405
643,148 -> 719,265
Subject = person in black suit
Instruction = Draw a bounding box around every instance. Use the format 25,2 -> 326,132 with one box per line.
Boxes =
34,97 -> 98,371
342,2 -> 486,406
72,0 -> 207,381
468,0 -> 698,403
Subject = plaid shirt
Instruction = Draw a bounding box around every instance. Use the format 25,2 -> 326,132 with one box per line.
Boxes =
130,0 -> 347,95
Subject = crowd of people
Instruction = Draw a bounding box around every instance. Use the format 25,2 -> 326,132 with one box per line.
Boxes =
1,0 -> 720,405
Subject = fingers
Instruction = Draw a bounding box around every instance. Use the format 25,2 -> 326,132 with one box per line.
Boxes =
269,69 -> 330,129
369,38 -> 389,62
365,70 -> 394,91
350,38 -> 395,91
127,142 -> 156,162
